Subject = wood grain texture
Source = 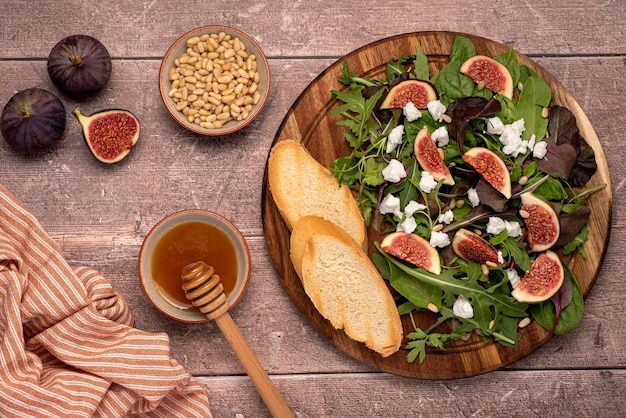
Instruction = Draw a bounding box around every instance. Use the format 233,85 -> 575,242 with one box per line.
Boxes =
0,0 -> 624,415
196,370 -> 626,417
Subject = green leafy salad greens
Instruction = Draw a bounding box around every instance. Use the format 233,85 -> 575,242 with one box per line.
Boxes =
328,35 -> 605,363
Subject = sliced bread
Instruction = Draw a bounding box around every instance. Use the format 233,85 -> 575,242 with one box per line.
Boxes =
290,216 -> 403,357
267,139 -> 367,249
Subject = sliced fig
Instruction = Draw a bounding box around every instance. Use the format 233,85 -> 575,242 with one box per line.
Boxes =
1,88 -> 66,154
463,147 -> 511,199
73,108 -> 140,163
452,228 -> 503,267
520,192 -> 560,252
380,232 -> 441,274
460,55 -> 514,99
47,35 -> 112,97
414,127 -> 454,186
380,79 -> 438,109
511,250 -> 564,303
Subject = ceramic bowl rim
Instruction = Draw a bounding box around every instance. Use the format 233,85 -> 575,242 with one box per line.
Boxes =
138,209 -> 251,323
158,25 -> 271,136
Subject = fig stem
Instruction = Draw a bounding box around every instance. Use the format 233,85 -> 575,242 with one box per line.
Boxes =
68,54 -> 83,68
19,104 -> 32,119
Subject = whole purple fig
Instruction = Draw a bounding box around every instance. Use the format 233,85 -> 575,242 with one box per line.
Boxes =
47,35 -> 112,97
1,88 -> 66,153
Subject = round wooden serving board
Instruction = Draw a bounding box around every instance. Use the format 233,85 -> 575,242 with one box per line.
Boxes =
261,31 -> 612,379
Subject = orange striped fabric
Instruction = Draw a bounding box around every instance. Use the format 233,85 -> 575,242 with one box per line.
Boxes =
0,185 -> 212,417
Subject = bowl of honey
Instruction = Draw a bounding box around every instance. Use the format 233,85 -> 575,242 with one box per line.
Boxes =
138,209 -> 251,322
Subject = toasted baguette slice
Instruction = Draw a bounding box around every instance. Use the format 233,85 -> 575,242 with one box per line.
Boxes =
268,139 -> 367,249
290,216 -> 402,357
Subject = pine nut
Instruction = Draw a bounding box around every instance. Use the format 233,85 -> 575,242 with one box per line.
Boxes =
481,264 -> 490,276
168,31 -> 264,130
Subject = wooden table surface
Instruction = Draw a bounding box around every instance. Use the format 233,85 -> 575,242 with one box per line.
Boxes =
1,1 -> 624,416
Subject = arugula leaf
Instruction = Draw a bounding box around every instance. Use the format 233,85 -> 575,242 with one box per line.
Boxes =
332,86 -> 385,146
386,56 -> 412,83
379,247 -> 529,320
405,309 -> 475,363
501,237 -> 531,272
338,60 -> 378,87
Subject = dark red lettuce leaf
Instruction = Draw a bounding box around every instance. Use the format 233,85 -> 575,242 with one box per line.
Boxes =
569,139 -> 597,186
546,105 -> 597,186
446,97 -> 501,152
553,205 -> 591,248
548,105 -> 581,149
535,137 -> 577,180
549,273 -> 573,338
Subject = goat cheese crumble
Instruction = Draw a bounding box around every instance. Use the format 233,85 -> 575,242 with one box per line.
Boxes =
427,100 -> 447,122
405,200 -> 427,216
533,140 -> 548,159
487,116 -> 546,158
386,125 -> 405,153
507,269 -> 521,288
429,230 -> 450,248
486,217 -> 522,237
419,171 -> 438,193
379,193 -> 402,217
453,294 -> 474,319
431,126 -> 449,147
467,188 -> 480,207
438,209 -> 454,225
382,159 -> 407,183
403,101 -> 422,122
486,116 -> 505,134
396,216 -> 417,233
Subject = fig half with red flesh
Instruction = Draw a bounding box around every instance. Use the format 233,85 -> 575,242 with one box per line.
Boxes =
520,192 -> 560,252
460,55 -> 514,99
380,79 -> 438,109
380,232 -> 441,274
463,147 -> 511,199
511,250 -> 564,303
73,108 -> 140,164
415,127 -> 454,186
452,228 -> 503,267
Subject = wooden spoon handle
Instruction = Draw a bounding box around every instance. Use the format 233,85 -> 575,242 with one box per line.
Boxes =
214,313 -> 294,418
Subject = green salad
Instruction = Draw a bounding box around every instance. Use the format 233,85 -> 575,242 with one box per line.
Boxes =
329,35 -> 605,363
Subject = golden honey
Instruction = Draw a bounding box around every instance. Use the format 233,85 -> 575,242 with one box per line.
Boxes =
151,221 -> 238,310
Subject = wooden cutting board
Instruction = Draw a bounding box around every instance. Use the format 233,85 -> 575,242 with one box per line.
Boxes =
261,31 -> 612,379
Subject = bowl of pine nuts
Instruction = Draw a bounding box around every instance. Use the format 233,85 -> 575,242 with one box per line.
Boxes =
159,25 -> 270,136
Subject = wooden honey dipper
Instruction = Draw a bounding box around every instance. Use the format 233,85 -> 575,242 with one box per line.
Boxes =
181,261 -> 294,418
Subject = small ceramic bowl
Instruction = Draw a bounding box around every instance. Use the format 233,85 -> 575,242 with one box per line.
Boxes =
159,25 -> 270,136
138,209 -> 251,323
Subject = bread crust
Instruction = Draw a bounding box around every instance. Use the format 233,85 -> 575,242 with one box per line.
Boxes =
290,216 -> 402,357
268,139 -> 367,249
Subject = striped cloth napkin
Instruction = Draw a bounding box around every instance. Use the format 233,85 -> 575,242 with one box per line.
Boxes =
0,185 -> 212,417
